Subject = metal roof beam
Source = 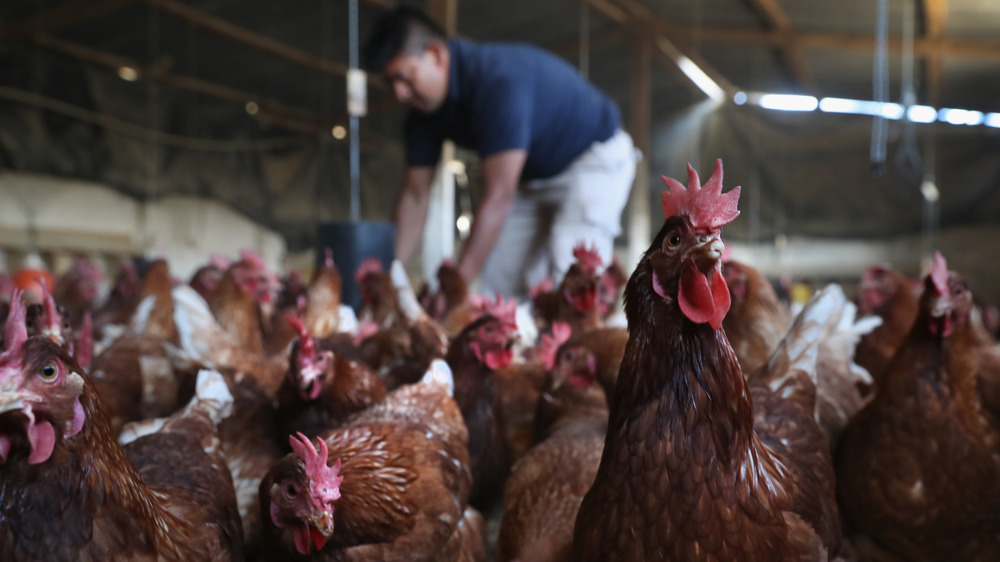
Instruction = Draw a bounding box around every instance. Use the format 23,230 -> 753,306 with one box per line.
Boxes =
741,0 -> 820,95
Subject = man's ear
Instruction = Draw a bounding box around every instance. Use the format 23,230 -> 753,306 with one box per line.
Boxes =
425,40 -> 448,67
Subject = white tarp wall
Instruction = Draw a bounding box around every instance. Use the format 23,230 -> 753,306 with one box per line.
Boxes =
0,172 -> 285,280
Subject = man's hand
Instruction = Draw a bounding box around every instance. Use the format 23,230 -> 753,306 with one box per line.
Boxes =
457,149 -> 527,284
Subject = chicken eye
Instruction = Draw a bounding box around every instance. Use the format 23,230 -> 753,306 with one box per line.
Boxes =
286,484 -> 297,498
483,324 -> 495,334
39,362 -> 59,382
664,232 -> 682,250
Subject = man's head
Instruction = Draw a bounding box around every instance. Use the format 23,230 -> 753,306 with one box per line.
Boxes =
363,6 -> 450,113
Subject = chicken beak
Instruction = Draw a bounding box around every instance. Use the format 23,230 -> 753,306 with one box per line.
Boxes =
690,235 -> 725,270
312,510 -> 335,537
0,384 -> 32,415
930,295 -> 950,318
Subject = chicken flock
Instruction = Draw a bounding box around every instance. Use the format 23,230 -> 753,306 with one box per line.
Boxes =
1,159 -> 999,561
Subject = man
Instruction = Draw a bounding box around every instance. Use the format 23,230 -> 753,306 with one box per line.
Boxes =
363,6 -> 637,298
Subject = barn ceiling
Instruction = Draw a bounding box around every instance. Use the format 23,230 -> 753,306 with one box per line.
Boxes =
0,0 -> 999,252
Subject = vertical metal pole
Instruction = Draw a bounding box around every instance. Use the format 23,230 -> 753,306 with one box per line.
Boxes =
348,0 -> 361,221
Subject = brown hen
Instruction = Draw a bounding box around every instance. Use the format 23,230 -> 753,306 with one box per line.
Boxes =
573,160 -> 840,561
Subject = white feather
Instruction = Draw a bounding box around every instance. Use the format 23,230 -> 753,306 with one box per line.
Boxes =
390,260 -> 425,322
171,285 -> 232,367
422,359 -> 454,397
128,295 -> 157,335
514,302 -> 538,349
338,304 -> 359,336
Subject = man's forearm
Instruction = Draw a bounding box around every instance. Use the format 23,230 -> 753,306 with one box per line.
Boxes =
394,167 -> 435,265
457,187 -> 514,284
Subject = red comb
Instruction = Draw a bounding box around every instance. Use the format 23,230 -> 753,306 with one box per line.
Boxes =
240,249 -> 266,270
572,243 -> 603,274
539,322 -> 572,371
354,320 -> 380,346
661,159 -> 741,233
473,293 -> 518,334
0,290 -> 28,370
289,433 -> 343,505
529,278 -> 554,300
354,258 -> 383,284
39,278 -> 63,343
930,251 -> 949,296
287,313 -> 316,366
209,254 -> 231,271
324,248 -> 335,269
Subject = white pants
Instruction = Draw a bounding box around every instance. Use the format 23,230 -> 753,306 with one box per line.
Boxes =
479,129 -> 638,298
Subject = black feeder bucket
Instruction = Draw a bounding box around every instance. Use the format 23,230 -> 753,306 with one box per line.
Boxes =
317,220 -> 395,312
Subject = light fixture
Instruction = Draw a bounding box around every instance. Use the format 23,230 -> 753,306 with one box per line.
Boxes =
733,91 -> 748,106
906,105 -> 937,123
456,215 -> 471,235
117,66 -> 139,81
676,56 -> 725,102
939,108 -> 984,126
758,94 -> 818,112
985,113 -> 1000,128
818,98 -> 903,119
245,101 -> 259,115
920,179 -> 939,202
331,125 -> 347,139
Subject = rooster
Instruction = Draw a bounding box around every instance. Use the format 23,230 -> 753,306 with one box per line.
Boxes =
275,313 -> 386,438
853,263 -> 922,385
721,259 -> 791,374
572,160 -> 841,560
356,261 -> 449,390
259,360 -> 484,561
303,249 -> 344,340
837,252 -> 1000,560
531,243 -> 607,333
447,294 -> 520,509
52,257 -> 105,327
498,322 -> 609,562
0,291 -> 243,561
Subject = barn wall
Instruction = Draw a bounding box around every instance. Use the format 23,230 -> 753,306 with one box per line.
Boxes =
0,172 -> 285,280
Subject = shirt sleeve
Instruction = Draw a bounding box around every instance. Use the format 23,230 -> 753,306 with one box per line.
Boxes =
475,76 -> 532,158
405,111 -> 445,168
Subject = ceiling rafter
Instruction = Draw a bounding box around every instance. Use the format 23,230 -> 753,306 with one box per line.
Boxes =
741,0 -> 820,95
549,27 -> 629,58
30,33 -> 403,156
0,0 -> 136,42
583,0 -> 736,98
923,0 -> 947,106
667,24 -> 1000,63
140,0 -> 388,91
35,33 -> 317,133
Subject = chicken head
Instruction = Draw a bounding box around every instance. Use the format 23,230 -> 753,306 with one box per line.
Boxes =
0,291 -> 86,465
268,433 -> 344,555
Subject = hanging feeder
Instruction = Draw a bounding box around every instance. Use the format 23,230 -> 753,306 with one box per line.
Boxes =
318,0 -> 394,310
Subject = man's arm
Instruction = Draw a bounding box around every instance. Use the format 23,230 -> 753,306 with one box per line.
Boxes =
394,166 -> 436,265
457,149 -> 527,284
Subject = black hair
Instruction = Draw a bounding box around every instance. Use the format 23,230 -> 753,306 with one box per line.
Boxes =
363,5 -> 447,73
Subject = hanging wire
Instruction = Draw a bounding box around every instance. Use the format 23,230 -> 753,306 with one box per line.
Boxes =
0,86 -> 310,151
895,0 -> 921,180
870,0 -> 890,178
348,0 -> 361,221
578,2 -> 590,79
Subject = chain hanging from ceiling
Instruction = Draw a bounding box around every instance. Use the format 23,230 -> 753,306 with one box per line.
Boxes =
895,0 -> 922,180
870,0 -> 890,178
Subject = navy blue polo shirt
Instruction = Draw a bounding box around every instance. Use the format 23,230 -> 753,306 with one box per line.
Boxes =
405,39 -> 620,181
